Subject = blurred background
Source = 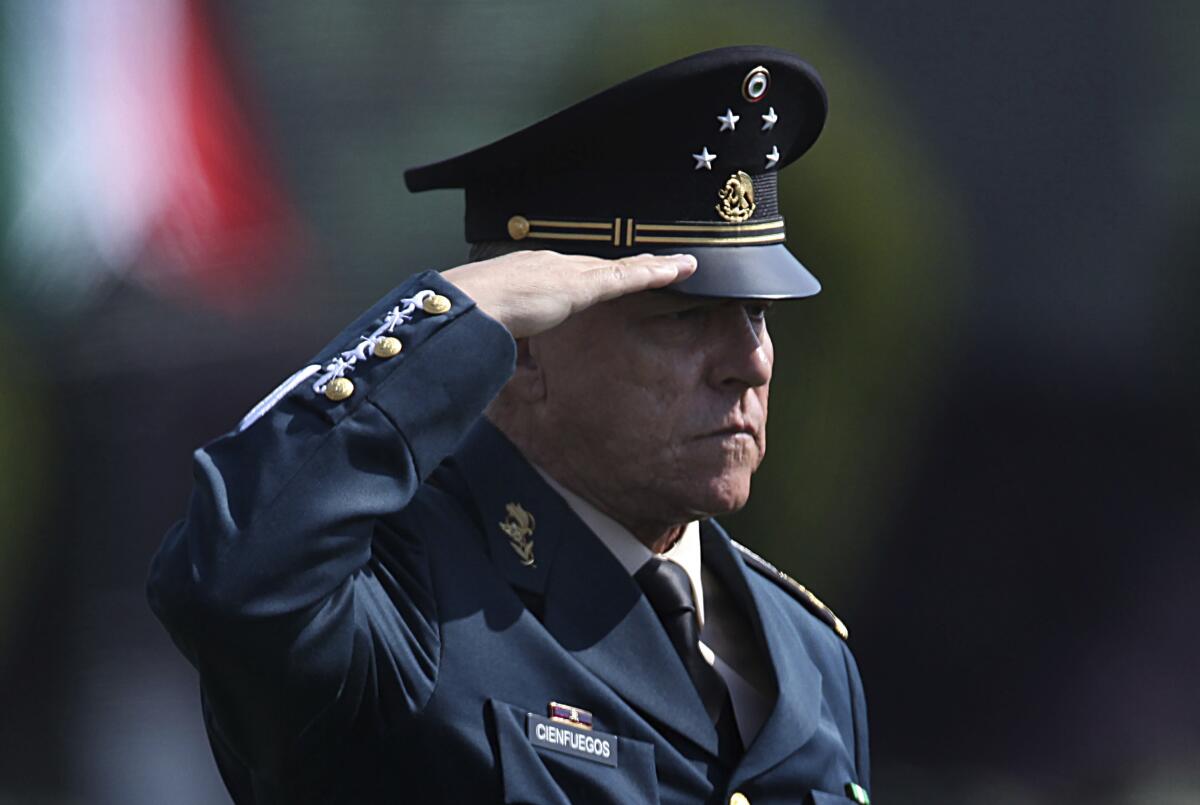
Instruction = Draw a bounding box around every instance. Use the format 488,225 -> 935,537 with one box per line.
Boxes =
1,0 -> 1197,802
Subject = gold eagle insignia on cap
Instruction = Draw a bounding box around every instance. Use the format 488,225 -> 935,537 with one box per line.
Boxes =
716,171 -> 756,223
499,502 -> 536,567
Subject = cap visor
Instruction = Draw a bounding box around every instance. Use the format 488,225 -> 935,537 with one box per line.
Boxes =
661,243 -> 820,299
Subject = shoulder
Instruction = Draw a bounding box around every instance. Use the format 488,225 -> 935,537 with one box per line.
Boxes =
730,539 -> 850,642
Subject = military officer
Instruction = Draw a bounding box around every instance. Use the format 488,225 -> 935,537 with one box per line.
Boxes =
148,46 -> 871,804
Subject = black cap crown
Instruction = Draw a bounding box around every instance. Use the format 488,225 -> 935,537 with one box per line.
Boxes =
405,46 -> 828,299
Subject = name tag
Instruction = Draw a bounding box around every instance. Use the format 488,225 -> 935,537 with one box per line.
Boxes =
526,713 -> 618,767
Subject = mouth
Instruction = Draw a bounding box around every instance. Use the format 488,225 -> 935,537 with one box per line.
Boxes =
698,424 -> 759,440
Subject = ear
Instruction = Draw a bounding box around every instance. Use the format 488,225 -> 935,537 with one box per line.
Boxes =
507,337 -> 546,403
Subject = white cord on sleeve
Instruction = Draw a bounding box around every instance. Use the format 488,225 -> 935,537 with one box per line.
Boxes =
311,289 -> 437,395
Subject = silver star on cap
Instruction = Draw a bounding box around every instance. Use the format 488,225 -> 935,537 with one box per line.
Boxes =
765,145 -> 780,169
692,147 -> 717,170
761,106 -> 778,131
717,108 -> 740,132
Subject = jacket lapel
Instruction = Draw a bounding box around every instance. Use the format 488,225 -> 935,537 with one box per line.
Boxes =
701,521 -> 824,782
451,419 -> 719,757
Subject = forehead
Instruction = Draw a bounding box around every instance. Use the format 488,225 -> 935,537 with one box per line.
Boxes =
604,290 -> 766,318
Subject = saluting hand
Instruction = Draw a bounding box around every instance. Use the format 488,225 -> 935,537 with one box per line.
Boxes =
442,251 -> 697,339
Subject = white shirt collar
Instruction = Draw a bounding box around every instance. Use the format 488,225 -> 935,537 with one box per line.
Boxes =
534,466 -> 772,747
535,466 -> 705,627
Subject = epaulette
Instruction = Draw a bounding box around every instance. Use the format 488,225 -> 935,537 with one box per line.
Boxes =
731,540 -> 850,641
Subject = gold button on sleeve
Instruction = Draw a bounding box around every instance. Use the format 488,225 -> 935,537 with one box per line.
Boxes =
423,294 -> 452,315
324,377 -> 354,401
373,336 -> 402,358
507,215 -> 530,240
729,793 -> 750,805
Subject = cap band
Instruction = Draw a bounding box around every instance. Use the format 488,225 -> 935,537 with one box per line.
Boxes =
503,214 -> 786,248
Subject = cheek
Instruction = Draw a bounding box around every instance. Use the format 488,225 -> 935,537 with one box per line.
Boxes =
756,387 -> 770,456
578,371 -> 698,462
601,376 -> 684,441
756,328 -> 773,436
542,341 -> 675,440
539,315 -> 713,453
602,346 -> 700,421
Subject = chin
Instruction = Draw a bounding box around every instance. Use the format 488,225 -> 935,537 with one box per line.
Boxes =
687,473 -> 753,518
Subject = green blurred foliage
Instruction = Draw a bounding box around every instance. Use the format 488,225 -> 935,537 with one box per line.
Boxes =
0,6 -> 51,664
1146,1 -> 1200,437
0,332 -> 47,661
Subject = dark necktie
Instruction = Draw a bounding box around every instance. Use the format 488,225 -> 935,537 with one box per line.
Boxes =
635,557 -> 743,761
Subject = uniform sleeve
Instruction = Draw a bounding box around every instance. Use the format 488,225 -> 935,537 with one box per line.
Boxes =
146,269 -> 516,782
841,641 -> 871,790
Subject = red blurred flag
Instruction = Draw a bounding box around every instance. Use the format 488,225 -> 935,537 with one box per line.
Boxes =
144,0 -> 298,309
5,0 -> 301,311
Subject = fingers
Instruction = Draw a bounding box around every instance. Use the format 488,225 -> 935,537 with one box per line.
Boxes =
442,250 -> 698,339
584,254 -> 697,303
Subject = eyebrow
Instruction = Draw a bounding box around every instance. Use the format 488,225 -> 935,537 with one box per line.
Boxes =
640,294 -> 772,314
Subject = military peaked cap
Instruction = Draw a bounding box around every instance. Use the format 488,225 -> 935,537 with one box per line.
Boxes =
404,45 -> 829,299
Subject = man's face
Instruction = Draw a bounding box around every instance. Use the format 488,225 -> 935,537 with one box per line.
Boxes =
528,289 -> 774,530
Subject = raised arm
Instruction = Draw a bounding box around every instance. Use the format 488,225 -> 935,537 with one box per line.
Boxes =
147,253 -> 695,784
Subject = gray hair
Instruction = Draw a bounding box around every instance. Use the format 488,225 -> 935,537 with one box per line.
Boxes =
471,241 -> 556,435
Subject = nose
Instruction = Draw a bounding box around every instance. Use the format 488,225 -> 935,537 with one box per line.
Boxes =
706,304 -> 773,389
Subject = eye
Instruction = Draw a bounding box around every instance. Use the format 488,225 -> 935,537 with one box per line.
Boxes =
664,305 -> 706,321
744,302 -> 772,322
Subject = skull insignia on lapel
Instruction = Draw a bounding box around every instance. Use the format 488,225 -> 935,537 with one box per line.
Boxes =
499,502 -> 536,567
